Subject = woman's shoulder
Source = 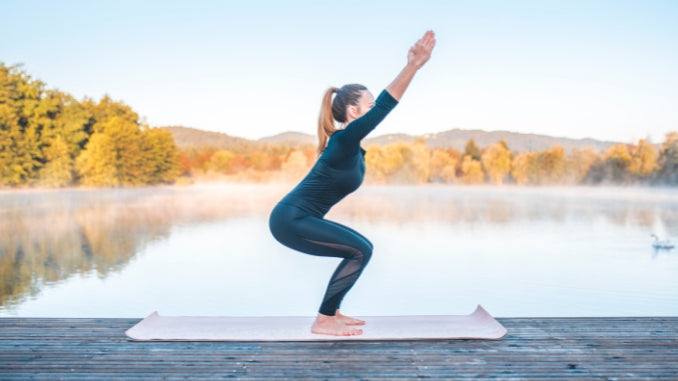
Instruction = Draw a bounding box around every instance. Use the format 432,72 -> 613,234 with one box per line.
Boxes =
329,129 -> 357,147
325,131 -> 359,155
329,128 -> 347,141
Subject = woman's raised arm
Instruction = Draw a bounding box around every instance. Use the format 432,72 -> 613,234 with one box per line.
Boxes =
386,30 -> 436,101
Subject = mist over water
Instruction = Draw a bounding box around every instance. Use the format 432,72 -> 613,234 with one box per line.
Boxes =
0,184 -> 676,318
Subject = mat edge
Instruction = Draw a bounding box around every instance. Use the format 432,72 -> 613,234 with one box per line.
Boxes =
124,305 -> 508,341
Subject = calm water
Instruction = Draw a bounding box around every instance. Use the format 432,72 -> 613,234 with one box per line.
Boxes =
0,184 -> 676,318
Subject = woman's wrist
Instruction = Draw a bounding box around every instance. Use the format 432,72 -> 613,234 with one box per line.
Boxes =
404,62 -> 420,72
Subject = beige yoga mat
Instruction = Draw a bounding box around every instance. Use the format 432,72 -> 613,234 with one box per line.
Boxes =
125,305 -> 507,341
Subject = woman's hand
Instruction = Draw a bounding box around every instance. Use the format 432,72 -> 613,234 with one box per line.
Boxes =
386,30 -> 437,101
407,30 -> 436,69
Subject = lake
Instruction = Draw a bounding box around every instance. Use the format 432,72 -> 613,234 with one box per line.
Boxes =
1,184 -> 676,318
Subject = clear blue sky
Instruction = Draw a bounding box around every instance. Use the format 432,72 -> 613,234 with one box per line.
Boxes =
2,0 -> 677,143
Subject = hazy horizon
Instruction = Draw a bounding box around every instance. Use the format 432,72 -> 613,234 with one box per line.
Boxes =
168,124 -> 633,144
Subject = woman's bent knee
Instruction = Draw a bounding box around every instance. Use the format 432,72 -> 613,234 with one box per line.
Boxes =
358,244 -> 372,265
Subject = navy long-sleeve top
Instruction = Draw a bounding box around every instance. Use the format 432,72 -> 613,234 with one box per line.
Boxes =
278,89 -> 399,217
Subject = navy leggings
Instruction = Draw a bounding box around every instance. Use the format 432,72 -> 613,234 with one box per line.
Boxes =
269,203 -> 373,316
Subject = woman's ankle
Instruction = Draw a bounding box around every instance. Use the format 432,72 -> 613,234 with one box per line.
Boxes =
315,313 -> 335,321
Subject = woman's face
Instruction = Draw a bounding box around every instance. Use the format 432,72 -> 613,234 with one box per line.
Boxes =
347,90 -> 375,122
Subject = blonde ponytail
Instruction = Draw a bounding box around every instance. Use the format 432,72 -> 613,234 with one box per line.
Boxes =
317,87 -> 339,156
316,83 -> 368,156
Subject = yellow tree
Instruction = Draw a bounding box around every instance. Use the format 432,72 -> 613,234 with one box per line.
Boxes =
281,150 -> 310,181
39,134 -> 73,187
0,63 -> 46,186
567,147 -> 600,184
209,150 -> 235,174
249,151 -> 270,172
602,144 -> 633,183
85,95 -> 139,129
39,91 -> 92,186
461,155 -> 484,184
511,151 -> 537,185
538,146 -> 567,184
97,116 -> 148,185
657,132 -> 678,184
429,149 -> 458,183
628,139 -> 659,180
365,143 -> 406,183
52,92 -> 92,156
408,139 -> 431,183
143,127 -> 180,184
481,142 -> 512,184
365,145 -> 387,183
75,133 -> 118,186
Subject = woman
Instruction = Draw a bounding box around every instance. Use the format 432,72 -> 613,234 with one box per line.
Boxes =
269,31 -> 436,336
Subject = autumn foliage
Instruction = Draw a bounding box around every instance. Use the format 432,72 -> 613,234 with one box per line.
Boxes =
2,62 -> 677,188
1,63 -> 179,187
175,135 -> 678,187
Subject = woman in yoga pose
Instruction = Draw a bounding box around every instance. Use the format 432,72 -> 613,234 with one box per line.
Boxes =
269,30 -> 436,336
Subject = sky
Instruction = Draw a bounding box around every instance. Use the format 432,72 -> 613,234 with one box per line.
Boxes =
2,0 -> 677,144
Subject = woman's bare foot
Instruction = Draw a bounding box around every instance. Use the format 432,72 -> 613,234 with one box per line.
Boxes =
311,314 -> 363,336
335,310 -> 366,326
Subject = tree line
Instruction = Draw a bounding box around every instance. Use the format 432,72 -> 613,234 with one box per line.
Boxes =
178,133 -> 677,186
0,63 -> 179,187
2,62 -> 676,188
368,135 -> 677,185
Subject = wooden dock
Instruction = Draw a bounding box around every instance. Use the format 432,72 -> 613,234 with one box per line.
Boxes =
1,315 -> 677,380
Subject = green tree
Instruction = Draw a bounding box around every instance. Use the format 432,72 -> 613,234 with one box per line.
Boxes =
463,139 -> 481,161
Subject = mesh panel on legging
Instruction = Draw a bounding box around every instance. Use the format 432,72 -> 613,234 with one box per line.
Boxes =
304,239 -> 371,316
269,203 -> 373,316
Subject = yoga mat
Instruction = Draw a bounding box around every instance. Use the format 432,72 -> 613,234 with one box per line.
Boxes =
125,305 -> 507,341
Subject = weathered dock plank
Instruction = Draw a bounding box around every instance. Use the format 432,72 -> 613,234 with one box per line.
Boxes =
1,316 -> 677,380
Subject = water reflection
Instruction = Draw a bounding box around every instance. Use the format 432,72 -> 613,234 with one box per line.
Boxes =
0,184 -> 676,316
335,186 -> 678,232
0,185 -> 287,309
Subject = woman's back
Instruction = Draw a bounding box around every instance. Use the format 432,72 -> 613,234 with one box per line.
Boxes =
277,89 -> 398,217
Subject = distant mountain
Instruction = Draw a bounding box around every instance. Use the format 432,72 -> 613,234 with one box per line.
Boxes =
364,129 -> 619,153
363,133 -> 415,146
161,126 -> 260,152
258,131 -> 316,147
163,125 -> 620,153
